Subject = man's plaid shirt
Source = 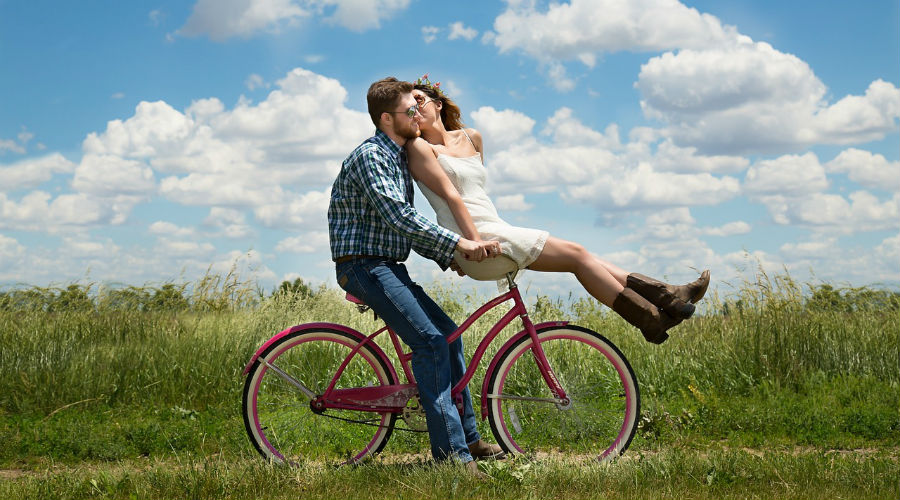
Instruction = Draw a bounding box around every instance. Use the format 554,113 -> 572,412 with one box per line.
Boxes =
328,129 -> 459,269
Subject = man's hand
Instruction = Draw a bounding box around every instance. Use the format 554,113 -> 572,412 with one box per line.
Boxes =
456,238 -> 502,262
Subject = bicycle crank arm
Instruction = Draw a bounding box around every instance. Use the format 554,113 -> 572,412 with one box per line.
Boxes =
261,358 -> 317,400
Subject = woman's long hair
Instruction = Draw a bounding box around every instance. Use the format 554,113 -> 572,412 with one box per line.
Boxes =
414,84 -> 465,131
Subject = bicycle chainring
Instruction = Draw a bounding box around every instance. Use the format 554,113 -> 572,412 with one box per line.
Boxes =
401,395 -> 428,432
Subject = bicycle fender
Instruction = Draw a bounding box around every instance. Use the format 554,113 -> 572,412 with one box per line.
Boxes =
241,322 -> 397,382
479,321 -> 569,420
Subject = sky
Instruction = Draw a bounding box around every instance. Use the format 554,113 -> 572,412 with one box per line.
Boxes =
1,0 -> 898,299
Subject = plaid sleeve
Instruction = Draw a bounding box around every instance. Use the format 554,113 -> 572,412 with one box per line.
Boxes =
349,146 -> 459,267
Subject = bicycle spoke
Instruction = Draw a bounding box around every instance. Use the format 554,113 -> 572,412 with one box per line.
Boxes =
487,326 -> 640,460
243,329 -> 398,465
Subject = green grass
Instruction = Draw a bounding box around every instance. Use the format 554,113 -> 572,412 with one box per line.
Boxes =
1,269 -> 898,498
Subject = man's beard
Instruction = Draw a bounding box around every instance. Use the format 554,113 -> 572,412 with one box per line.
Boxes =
394,120 -> 420,141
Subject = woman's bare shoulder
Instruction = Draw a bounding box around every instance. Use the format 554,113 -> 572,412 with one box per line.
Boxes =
464,128 -> 484,152
406,137 -> 438,158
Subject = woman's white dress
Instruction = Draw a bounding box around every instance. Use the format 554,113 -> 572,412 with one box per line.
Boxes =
417,153 -> 549,280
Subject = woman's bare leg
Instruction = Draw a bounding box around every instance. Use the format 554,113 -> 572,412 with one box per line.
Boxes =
594,257 -> 629,286
526,237 -> 623,306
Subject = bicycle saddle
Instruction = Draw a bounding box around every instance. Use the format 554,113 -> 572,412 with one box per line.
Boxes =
345,292 -> 365,305
454,253 -> 518,281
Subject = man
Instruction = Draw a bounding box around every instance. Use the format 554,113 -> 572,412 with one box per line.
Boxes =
328,77 -> 503,476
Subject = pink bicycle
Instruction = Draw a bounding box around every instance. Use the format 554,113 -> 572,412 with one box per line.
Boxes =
242,270 -> 640,465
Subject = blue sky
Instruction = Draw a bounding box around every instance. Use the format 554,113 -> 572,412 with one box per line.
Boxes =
1,0 -> 898,297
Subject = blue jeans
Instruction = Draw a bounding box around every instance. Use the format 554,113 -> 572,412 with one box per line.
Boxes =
336,258 -> 480,462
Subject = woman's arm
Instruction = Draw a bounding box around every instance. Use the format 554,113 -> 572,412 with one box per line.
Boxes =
406,138 -> 482,241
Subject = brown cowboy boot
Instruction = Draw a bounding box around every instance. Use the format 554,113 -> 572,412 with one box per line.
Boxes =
670,270 -> 711,304
612,288 -> 683,344
626,273 -> 696,320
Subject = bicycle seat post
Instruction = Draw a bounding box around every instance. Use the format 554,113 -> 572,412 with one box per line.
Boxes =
505,271 -> 517,290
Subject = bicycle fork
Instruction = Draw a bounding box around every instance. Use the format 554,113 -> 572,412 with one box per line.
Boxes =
518,311 -> 572,409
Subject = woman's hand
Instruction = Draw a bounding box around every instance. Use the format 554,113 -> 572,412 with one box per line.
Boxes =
456,238 -> 502,262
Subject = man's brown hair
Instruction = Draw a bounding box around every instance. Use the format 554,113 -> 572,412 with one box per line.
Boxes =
367,77 -> 414,127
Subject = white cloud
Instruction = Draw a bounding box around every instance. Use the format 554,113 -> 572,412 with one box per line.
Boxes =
208,249 -> 277,282
0,192 -> 115,231
758,191 -> 899,233
0,139 -> 24,154
876,233 -> 900,265
61,236 -> 121,259
542,108 -> 622,150
178,0 -> 411,40
204,207 -> 253,238
448,21 -> 477,41
275,231 -> 329,253
495,194 -> 533,212
155,237 -> 216,258
72,154 -> 156,196
486,1 -> 899,156
651,139 -> 749,174
0,153 -> 76,190
0,128 -> 35,155
254,188 -> 330,229
743,153 -> 828,196
245,73 -> 268,91
703,221 -> 751,237
84,67 -> 368,216
469,106 -> 536,151
178,0 -> 309,40
489,0 -> 734,60
148,9 -> 163,26
618,207 -> 750,243
316,0 -> 411,32
0,234 -> 25,259
637,40 -> 900,154
825,148 -> 900,192
149,221 -> 196,237
471,105 -> 741,211
422,25 -> 440,43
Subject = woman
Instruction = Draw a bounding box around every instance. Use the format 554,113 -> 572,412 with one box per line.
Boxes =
405,77 -> 709,344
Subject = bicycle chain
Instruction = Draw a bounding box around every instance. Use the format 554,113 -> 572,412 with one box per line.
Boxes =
315,410 -> 428,433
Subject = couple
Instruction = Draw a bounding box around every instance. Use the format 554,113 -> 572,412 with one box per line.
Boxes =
327,76 -> 709,473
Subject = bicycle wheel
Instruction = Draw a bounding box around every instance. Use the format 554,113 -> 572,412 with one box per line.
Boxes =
486,325 -> 639,461
242,327 -> 398,465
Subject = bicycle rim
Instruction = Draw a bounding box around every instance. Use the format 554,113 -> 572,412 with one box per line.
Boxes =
242,328 -> 397,465
486,325 -> 639,462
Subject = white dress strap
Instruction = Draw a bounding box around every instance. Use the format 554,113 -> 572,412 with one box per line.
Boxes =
460,128 -> 476,149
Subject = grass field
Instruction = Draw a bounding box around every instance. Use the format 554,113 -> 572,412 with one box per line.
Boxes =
1,269 -> 898,498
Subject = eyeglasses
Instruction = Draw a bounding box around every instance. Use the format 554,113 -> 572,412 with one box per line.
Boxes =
385,104 -> 419,118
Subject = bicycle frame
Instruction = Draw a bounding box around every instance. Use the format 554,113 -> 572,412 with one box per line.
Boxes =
245,274 -> 571,420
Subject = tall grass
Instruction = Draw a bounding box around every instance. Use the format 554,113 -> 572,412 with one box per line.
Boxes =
0,267 -> 897,453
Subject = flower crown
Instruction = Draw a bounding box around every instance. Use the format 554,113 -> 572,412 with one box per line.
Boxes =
414,73 -> 444,97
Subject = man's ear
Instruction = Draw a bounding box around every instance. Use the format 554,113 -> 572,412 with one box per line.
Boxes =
379,112 -> 391,128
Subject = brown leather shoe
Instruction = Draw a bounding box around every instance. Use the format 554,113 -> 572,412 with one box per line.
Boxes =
468,439 -> 506,460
